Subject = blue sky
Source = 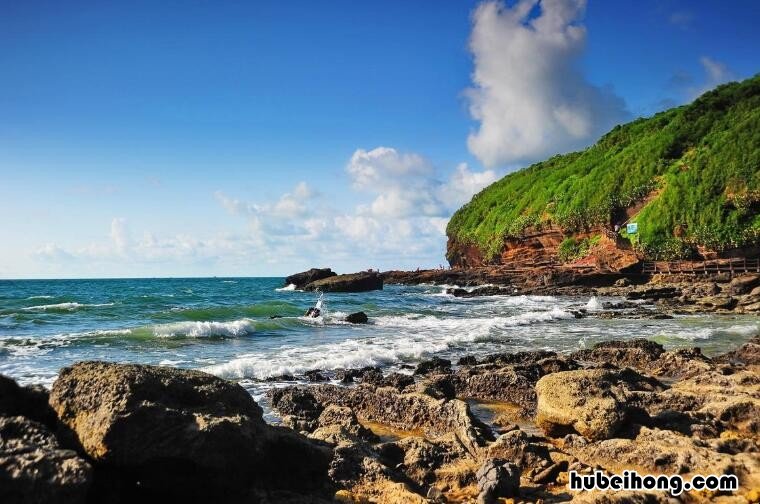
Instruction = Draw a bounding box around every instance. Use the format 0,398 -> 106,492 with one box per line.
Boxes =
1,0 -> 759,278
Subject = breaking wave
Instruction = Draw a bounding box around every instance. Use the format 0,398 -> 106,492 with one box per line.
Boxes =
22,302 -> 114,312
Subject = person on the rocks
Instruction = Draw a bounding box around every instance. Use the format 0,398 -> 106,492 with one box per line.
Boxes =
305,293 -> 324,318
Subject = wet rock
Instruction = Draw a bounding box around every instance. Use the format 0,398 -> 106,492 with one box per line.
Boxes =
475,459 -> 520,503
333,366 -> 382,384
265,374 -> 296,382
626,287 -> 680,301
0,374 -> 57,429
285,268 -> 336,289
50,361 -> 331,498
305,272 -> 383,293
345,311 -> 368,324
446,285 -> 511,298
457,355 -> 478,366
268,386 -> 325,430
535,368 -> 662,441
0,415 -> 92,504
414,357 -> 452,375
715,335 -> 760,365
304,370 -> 328,382
479,350 -> 558,367
362,372 -> 415,391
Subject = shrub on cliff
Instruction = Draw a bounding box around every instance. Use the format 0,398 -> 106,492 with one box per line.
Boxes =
447,74 -> 760,262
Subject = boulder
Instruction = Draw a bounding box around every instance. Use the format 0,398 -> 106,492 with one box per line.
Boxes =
715,335 -> 760,365
49,361 -> 330,498
270,384 -> 492,455
535,369 -> 661,441
728,274 -> 760,295
345,312 -> 368,324
0,375 -> 57,428
0,415 -> 92,504
475,459 -> 520,503
305,272 -> 383,293
284,268 -> 336,289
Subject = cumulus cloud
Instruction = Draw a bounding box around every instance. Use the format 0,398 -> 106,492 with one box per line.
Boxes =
465,0 -> 629,167
347,147 -> 432,190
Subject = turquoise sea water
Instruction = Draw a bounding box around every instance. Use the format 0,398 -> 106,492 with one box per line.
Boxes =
1,277 -> 757,403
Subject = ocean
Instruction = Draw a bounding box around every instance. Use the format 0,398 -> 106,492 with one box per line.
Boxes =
1,277 -> 757,409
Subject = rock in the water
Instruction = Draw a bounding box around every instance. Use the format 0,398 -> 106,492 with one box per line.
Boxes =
345,311 -> 368,324
535,369 -> 661,441
414,357 -> 452,375
49,361 -> 331,498
285,268 -> 336,289
0,375 -> 57,428
446,285 -> 511,297
305,272 -> 383,292
0,415 -> 92,504
475,458 -> 520,503
715,335 -> 760,365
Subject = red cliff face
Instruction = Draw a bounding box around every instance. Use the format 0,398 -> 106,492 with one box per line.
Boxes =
447,226 -> 640,272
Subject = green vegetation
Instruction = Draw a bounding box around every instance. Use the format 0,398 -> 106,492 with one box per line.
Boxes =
447,74 -> 760,261
557,235 -> 601,263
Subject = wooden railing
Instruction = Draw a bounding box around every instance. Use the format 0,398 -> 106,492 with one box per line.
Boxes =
642,258 -> 760,275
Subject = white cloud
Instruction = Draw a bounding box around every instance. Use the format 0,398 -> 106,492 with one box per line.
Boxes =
31,149 -> 499,274
347,147 -> 432,190
437,163 -> 499,208
699,56 -> 733,89
465,0 -> 629,167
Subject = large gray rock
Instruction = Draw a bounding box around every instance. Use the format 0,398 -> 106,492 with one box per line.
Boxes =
49,361 -> 331,498
305,272 -> 383,292
0,374 -> 57,428
0,415 -> 92,504
535,368 -> 661,441
284,268 -> 336,289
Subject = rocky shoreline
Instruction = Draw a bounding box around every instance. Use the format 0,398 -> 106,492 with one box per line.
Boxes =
382,268 -> 760,316
2,334 -> 759,503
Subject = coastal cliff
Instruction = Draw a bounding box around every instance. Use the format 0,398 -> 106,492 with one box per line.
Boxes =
447,75 -> 760,269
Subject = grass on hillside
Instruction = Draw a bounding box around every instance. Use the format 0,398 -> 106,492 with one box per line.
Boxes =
447,74 -> 760,261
